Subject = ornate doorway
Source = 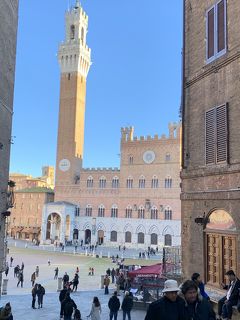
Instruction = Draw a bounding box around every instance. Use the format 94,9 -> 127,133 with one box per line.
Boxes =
98,230 -> 104,244
85,229 -> 91,244
205,209 -> 237,287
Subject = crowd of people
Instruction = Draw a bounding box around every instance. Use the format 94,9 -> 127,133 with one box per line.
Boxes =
145,270 -> 240,320
4,252 -> 240,320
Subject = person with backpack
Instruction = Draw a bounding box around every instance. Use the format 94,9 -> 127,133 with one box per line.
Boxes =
121,291 -> 133,320
36,284 -> 45,308
62,292 -> 77,320
108,291 -> 120,320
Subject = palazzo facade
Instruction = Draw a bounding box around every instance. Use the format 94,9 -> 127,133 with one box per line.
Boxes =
41,1 -> 182,248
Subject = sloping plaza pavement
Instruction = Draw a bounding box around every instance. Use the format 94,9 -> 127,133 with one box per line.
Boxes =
1,290 -> 146,320
0,241 -> 149,319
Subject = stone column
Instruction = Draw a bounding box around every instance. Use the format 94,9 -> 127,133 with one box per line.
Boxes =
60,217 -> 66,244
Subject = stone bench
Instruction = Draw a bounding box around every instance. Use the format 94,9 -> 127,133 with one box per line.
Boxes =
207,287 -> 239,320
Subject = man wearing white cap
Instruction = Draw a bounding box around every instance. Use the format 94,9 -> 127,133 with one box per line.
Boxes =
145,279 -> 185,320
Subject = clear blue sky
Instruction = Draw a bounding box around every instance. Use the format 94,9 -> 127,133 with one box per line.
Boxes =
10,0 -> 183,177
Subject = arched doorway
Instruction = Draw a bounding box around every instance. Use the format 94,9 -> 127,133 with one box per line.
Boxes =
85,229 -> 91,244
46,213 -> 61,241
98,230 -> 104,244
205,209 -> 237,286
73,229 -> 78,240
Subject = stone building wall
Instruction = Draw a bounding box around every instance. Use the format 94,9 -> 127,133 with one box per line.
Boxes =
181,0 -> 240,284
0,0 -> 19,280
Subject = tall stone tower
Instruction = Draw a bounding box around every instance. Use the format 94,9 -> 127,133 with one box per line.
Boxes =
55,0 -> 91,187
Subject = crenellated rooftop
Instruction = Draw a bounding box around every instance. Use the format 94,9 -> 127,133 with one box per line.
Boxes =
121,122 -> 181,143
83,167 -> 120,172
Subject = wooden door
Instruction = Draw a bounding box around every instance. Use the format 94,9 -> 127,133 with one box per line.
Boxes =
206,233 -> 237,286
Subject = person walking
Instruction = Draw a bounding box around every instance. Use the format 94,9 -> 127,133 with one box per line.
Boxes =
121,291 -> 133,320
104,275 -> 110,295
32,283 -> 38,309
111,268 -> 116,284
35,266 -> 39,277
145,279 -> 185,320
21,262 -> 24,271
88,296 -> 101,320
31,272 -> 36,287
10,257 -> 13,267
48,259 -> 51,266
217,270 -> 240,320
63,272 -> 70,286
5,265 -> 9,277
59,286 -> 70,319
54,267 -> 59,279
181,280 -> 215,320
72,273 -> 79,292
14,265 -> 19,278
108,291 -> 120,320
36,284 -> 45,308
17,271 -> 24,287
62,292 -> 77,320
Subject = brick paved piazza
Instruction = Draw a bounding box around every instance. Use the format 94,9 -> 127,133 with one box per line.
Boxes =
1,242 -> 155,319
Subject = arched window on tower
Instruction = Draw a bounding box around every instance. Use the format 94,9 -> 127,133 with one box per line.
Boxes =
70,25 -> 75,40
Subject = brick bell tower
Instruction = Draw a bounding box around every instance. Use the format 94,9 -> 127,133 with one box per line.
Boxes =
55,0 -> 91,187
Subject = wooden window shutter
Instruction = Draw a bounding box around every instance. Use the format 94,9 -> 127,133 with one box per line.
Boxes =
206,109 -> 215,164
207,8 -> 215,59
217,0 -> 225,53
216,104 -> 228,163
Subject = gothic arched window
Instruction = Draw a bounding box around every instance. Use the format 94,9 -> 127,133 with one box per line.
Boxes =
98,205 -> 105,217
150,206 -> 158,219
111,205 -> 118,218
125,206 -> 132,218
138,232 -> 144,244
111,231 -> 117,242
138,206 -> 145,219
